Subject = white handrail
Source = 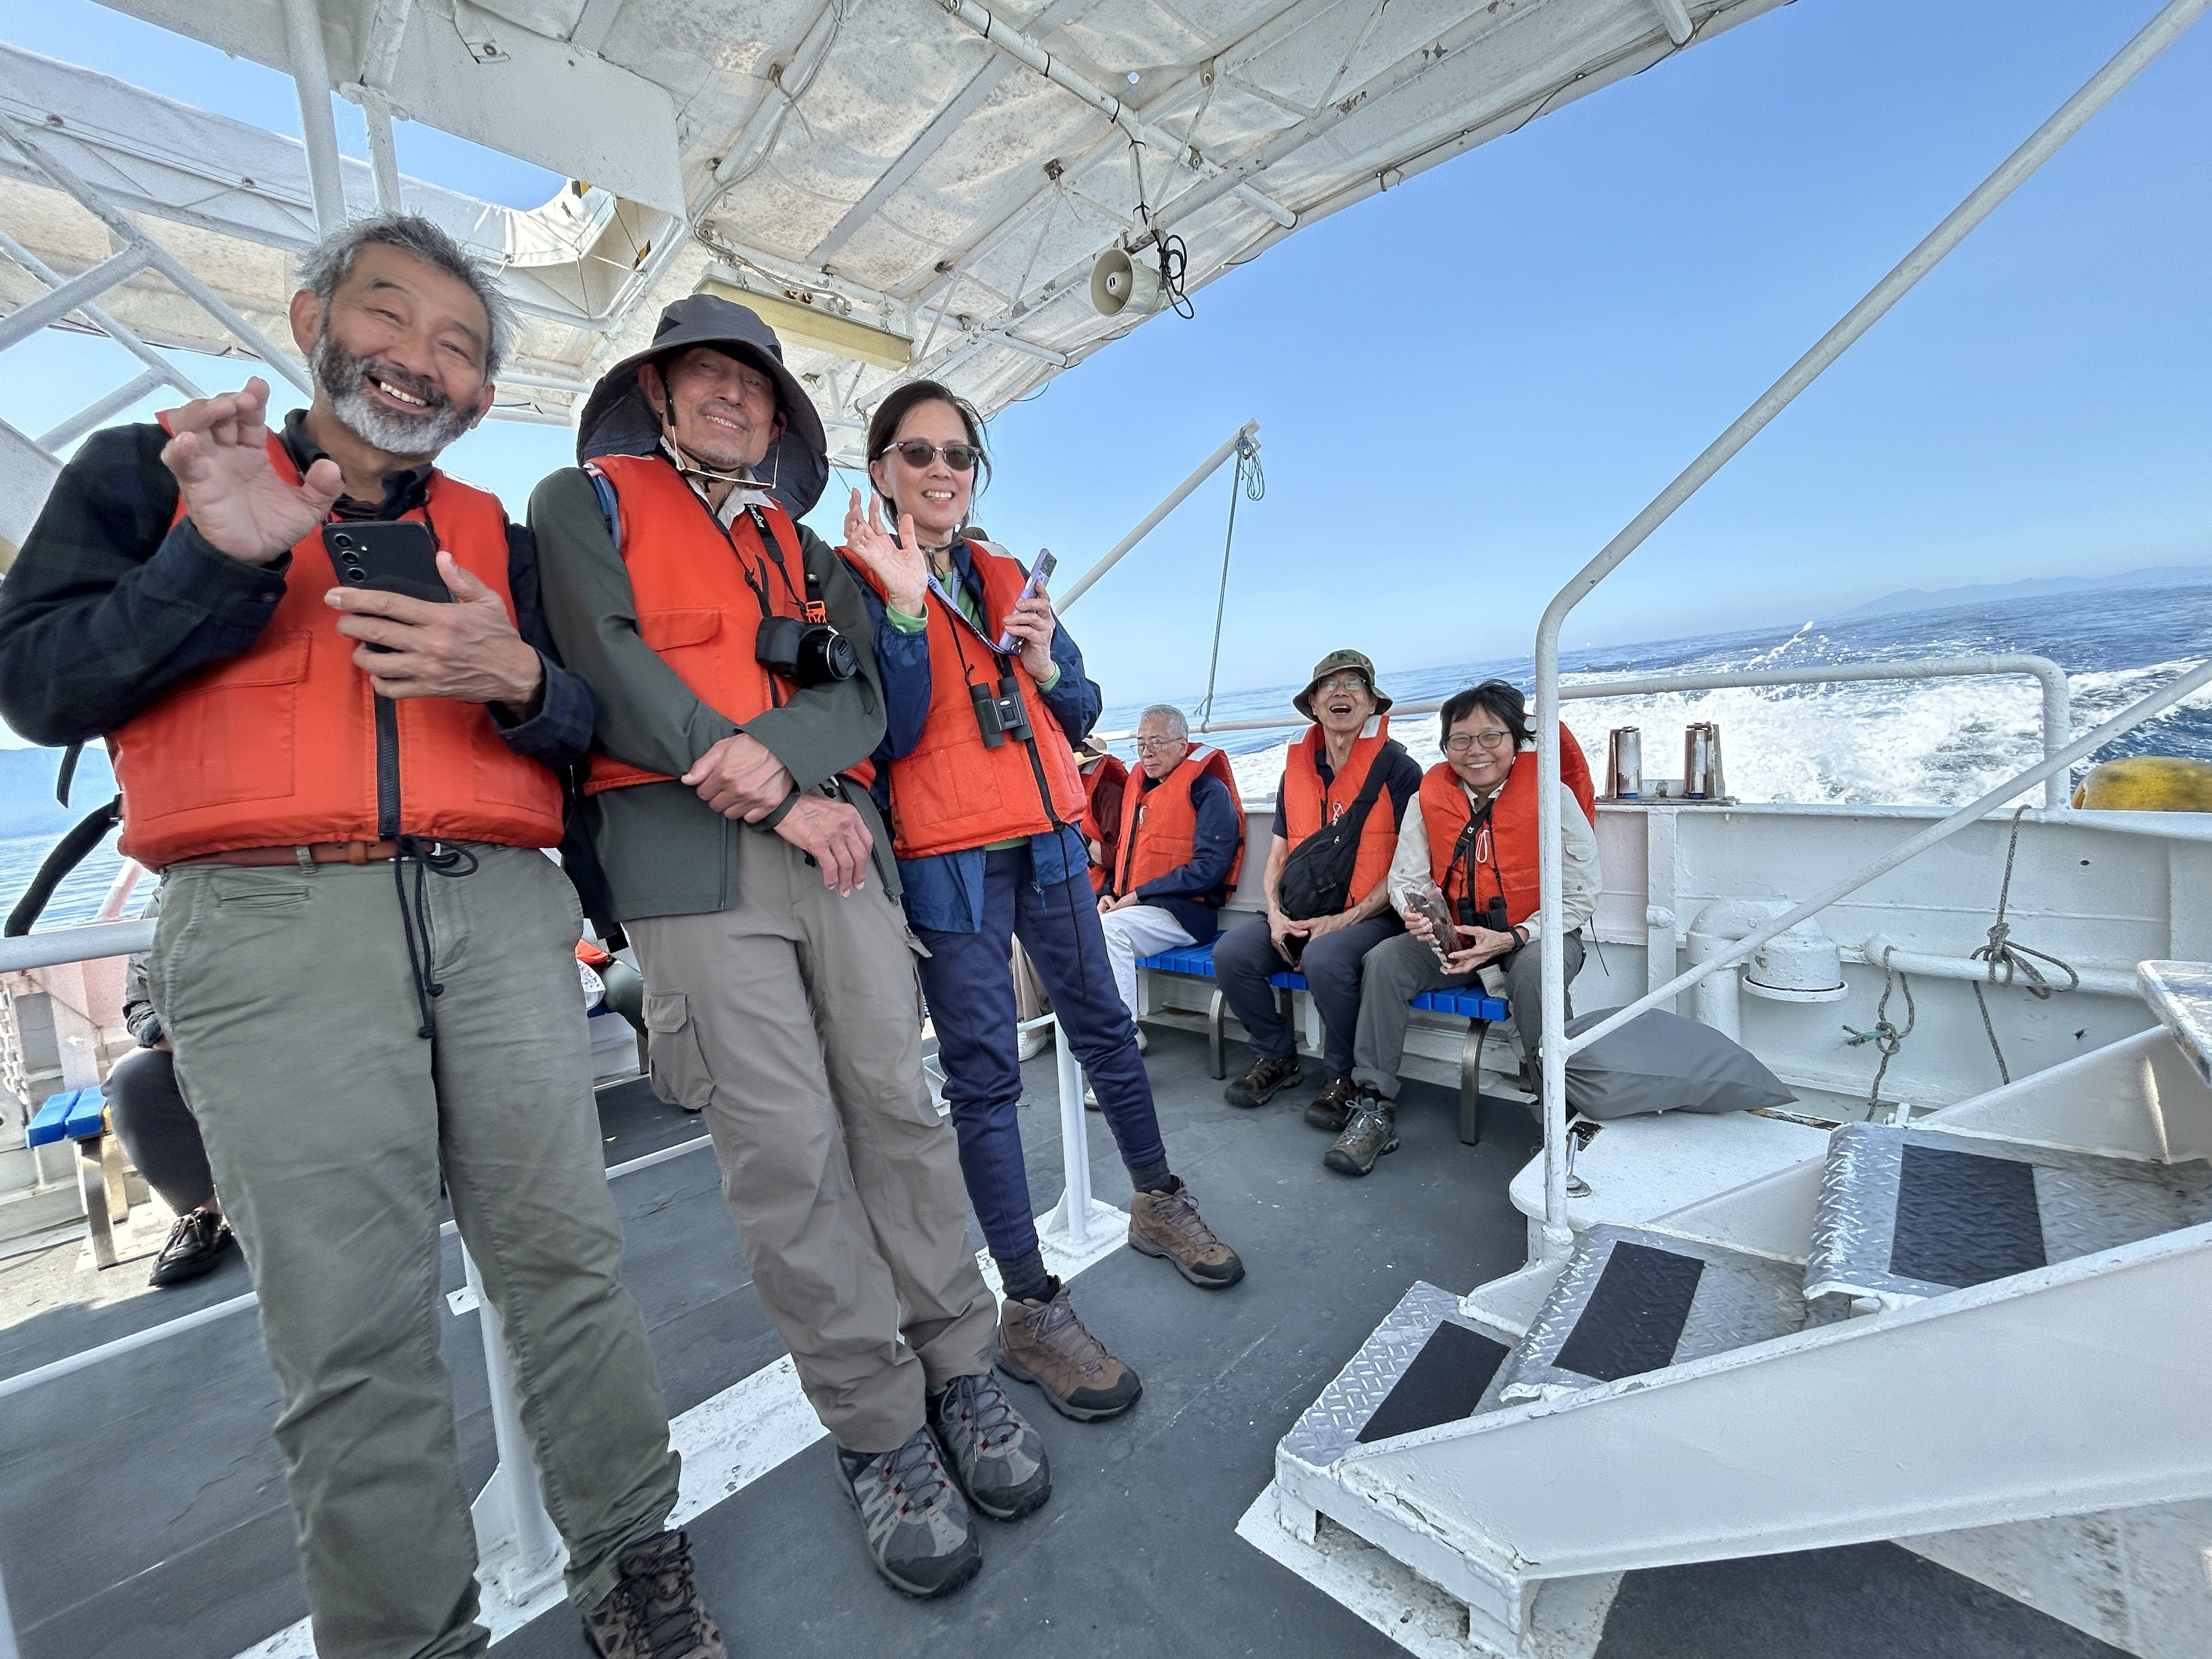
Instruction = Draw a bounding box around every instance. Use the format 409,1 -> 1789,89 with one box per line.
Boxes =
1058,421 -> 1261,610
1093,654 -> 2075,805
1526,0 -> 2211,1260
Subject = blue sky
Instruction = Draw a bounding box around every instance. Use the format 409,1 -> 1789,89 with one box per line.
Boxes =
2,0 -> 2206,715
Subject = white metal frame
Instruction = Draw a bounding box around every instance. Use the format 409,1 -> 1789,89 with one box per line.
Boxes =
1525,0 -> 2212,1261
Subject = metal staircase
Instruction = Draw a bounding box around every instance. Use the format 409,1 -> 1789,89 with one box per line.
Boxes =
1247,979 -> 2212,1659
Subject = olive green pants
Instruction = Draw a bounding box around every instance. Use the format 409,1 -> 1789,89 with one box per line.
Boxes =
628,825 -> 997,1455
151,847 -> 680,1659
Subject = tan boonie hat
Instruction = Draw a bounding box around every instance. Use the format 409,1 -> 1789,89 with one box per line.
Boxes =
1073,736 -> 1116,765
1294,648 -> 1394,721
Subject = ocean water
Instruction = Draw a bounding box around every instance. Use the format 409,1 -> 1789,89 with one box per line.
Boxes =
3,583 -> 2205,931
1103,583 -> 2212,808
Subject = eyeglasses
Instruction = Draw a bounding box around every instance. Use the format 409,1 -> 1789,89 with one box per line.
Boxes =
1134,736 -> 1184,752
881,440 -> 979,472
1315,674 -> 1369,695
1444,729 -> 1514,754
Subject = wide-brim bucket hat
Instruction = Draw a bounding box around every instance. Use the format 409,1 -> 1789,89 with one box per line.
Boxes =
577,294 -> 828,518
1293,648 -> 1394,721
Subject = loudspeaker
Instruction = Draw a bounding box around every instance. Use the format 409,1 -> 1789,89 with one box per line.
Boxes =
1090,248 -> 1164,317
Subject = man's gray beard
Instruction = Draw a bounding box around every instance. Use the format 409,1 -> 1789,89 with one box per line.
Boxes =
313,332 -> 475,457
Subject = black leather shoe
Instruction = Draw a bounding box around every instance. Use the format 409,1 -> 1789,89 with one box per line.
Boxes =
149,1206 -> 235,1288
1304,1075 -> 1358,1133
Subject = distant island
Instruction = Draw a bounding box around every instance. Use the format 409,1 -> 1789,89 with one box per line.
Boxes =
1837,561 -> 2212,620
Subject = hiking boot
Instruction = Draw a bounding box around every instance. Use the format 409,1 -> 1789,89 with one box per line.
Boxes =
580,1529 -> 725,1658
149,1206 -> 235,1288
835,1428 -> 981,1599
1127,1179 -> 1244,1289
929,1371 -> 1051,1521
1223,1054 -> 1301,1109
1324,1095 -> 1400,1177
997,1284 -> 1142,1421
1304,1076 -> 1358,1135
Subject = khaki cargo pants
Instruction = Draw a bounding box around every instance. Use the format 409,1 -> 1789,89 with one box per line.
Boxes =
629,824 -> 996,1455
150,846 -> 680,1659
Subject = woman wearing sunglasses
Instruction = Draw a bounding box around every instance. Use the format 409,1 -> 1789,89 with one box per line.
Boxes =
841,380 -> 1245,1430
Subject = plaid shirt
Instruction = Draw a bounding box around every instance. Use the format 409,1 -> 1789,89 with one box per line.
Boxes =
0,410 -> 595,766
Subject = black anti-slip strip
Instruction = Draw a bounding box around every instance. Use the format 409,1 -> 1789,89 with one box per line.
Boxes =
1553,1242 -> 1705,1383
1357,1322 -> 1510,1443
1889,1142 -> 2046,1286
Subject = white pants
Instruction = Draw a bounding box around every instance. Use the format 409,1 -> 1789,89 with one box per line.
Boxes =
1097,904 -> 1196,1018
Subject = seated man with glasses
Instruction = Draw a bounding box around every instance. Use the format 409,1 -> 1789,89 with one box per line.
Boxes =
1328,680 -> 1599,1177
1096,704 -> 1245,1030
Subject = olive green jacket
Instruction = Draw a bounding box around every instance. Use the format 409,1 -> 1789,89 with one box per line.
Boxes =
529,465 -> 896,922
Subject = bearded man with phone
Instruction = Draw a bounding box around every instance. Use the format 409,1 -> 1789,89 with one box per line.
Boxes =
0,216 -> 719,1659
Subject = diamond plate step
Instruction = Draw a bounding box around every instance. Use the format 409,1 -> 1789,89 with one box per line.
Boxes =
1279,1282 -> 1514,1469
1479,1226 -> 1808,1410
1806,1121 -> 2212,1306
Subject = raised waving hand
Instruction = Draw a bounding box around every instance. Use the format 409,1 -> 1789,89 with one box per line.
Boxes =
159,377 -> 343,565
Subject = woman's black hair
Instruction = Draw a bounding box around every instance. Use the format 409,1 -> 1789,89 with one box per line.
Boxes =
864,379 -> 992,524
1438,679 -> 1534,748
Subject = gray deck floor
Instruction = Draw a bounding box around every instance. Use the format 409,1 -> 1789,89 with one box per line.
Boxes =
0,1025 -> 2126,1659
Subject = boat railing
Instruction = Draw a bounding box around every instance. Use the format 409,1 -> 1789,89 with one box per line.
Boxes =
1096,653 -> 2076,809
1523,0 -> 2212,1261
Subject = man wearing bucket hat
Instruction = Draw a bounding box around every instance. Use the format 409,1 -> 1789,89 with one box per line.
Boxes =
530,295 -> 1041,1605
1212,650 -> 1422,1122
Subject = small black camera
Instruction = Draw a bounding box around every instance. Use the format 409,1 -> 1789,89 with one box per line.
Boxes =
757,616 -> 858,687
969,676 -> 1033,748
1455,893 -> 1511,934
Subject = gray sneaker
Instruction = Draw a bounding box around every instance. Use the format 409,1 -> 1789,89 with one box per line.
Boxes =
1324,1097 -> 1400,1176
580,1530 -> 725,1659
930,1371 -> 1051,1520
836,1427 -> 981,1599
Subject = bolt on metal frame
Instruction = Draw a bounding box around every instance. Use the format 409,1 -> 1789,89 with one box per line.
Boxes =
1527,0 -> 2212,1260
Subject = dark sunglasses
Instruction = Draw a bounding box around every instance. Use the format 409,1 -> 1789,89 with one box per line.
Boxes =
881,439 -> 979,472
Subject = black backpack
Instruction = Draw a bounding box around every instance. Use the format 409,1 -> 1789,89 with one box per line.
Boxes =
1276,740 -> 1406,921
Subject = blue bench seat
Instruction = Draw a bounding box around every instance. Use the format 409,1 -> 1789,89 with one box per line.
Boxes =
26,1085 -> 106,1148
1134,937 -> 1515,1144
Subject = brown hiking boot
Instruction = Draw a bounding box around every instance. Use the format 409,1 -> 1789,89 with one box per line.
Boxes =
1324,1094 -> 1401,1177
996,1284 -> 1142,1421
580,1529 -> 725,1658
1224,1053 -> 1301,1108
1304,1075 -> 1358,1134
1127,1179 -> 1244,1289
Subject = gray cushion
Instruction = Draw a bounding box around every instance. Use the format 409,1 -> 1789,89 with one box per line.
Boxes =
1561,1008 -> 1795,1121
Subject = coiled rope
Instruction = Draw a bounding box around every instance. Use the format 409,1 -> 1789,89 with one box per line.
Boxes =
1968,805 -> 2081,1085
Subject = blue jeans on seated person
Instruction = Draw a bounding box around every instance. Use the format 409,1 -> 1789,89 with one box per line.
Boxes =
916,845 -> 1167,1268
1213,910 -> 1407,1080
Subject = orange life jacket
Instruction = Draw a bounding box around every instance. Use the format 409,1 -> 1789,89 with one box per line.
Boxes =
1418,727 -> 1596,929
849,539 -> 1086,860
1280,716 -> 1401,904
582,454 -> 873,794
110,433 -> 563,870
1080,752 -> 1128,894
1113,744 -> 1246,900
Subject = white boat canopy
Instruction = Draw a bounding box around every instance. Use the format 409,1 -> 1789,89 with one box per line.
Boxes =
0,0 -> 1787,461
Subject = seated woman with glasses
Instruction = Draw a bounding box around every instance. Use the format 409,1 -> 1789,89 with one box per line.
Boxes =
1323,680 -> 1601,1178
839,380 -> 1245,1431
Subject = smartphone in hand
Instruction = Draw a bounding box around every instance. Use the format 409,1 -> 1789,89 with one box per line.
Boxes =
323,522 -> 452,605
995,549 -> 1057,654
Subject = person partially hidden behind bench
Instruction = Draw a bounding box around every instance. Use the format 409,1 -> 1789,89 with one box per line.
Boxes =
106,890 -> 237,1286
1331,679 -> 1600,1177
0,214 -> 713,1659
1214,650 -> 1422,1122
1096,703 -> 1245,1025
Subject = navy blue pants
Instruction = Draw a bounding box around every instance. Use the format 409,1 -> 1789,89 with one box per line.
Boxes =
916,846 -> 1167,1266
1213,910 -> 1407,1079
